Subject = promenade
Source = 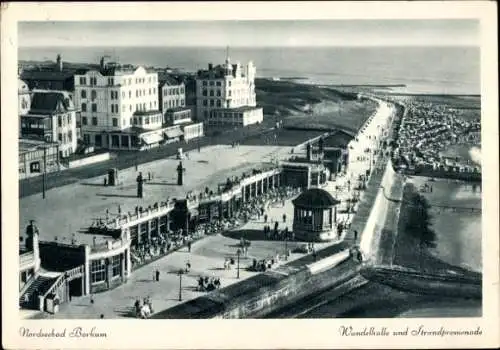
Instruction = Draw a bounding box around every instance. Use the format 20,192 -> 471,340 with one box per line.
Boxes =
26,195 -> 338,319
20,144 -> 290,245
21,97 -> 397,319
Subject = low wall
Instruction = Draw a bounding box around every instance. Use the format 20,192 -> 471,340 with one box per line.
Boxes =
67,152 -> 111,169
153,250 -> 357,319
361,266 -> 482,299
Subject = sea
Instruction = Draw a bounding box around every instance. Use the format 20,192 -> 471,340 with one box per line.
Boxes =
19,46 -> 480,95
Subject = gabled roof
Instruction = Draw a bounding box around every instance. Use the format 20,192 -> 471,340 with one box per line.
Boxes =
28,91 -> 74,114
21,70 -> 74,81
158,73 -> 183,86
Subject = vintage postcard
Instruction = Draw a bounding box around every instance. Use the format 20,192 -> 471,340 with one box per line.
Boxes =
2,1 -> 498,349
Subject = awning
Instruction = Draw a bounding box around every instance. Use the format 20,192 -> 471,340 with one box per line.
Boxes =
164,128 -> 184,139
141,133 -> 164,145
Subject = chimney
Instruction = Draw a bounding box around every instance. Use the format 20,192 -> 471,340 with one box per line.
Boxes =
208,63 -> 213,70
100,56 -> 107,70
56,54 -> 63,72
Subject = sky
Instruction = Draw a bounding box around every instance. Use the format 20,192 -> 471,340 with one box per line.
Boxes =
18,20 -> 479,48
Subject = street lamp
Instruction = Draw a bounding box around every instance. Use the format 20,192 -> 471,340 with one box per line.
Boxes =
284,235 -> 288,260
236,248 -> 241,279
178,269 -> 184,301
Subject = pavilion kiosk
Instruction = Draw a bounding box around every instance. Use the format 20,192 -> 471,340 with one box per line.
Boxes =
292,188 -> 341,242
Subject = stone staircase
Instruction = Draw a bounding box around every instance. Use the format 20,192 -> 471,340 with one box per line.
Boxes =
19,275 -> 57,309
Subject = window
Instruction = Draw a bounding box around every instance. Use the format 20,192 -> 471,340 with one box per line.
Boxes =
121,135 -> 129,148
228,91 -> 232,97
68,114 -> 72,123
92,117 -> 98,126
216,90 -> 221,97
228,81 -> 232,87
133,118 -> 138,125
30,161 -> 41,173
204,111 -> 208,118
81,90 -> 87,98
203,99 -> 208,106
82,116 -> 88,125
91,90 -> 97,100
209,90 -> 214,97
58,133 -> 62,142
202,89 -> 207,97
83,134 -> 90,144
128,78 -> 132,85
216,82 -> 221,87
57,116 -> 62,127
209,81 -> 214,86
90,260 -> 106,284
150,102 -> 152,109
129,91 -> 132,98
145,117 -> 150,125
202,81 -> 207,86
110,91 -> 114,99
210,100 -> 214,107
153,87 -> 156,94
92,104 -> 97,112
112,135 -> 119,147
216,100 -> 221,107
122,91 -> 125,98
181,100 -> 185,106
136,90 -> 139,98
112,118 -> 118,127
111,105 -> 114,113
68,130 -> 72,142
129,105 -> 132,112
79,77 -> 87,85
80,102 -> 87,112
149,88 -> 151,95
95,134 -> 102,146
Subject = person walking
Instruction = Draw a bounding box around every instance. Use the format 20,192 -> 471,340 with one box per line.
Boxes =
187,241 -> 192,253
282,213 -> 286,223
155,269 -> 160,282
264,214 -> 268,223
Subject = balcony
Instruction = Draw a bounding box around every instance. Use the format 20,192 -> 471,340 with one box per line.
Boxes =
20,251 -> 35,267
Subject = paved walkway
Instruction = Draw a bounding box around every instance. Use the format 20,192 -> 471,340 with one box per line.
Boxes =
26,193 -> 341,320
20,144 -> 290,245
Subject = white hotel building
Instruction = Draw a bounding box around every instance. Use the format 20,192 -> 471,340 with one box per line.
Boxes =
196,57 -> 263,127
74,59 -> 165,150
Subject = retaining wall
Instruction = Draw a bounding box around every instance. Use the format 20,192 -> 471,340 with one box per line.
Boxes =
67,152 -> 111,169
153,251 -> 358,319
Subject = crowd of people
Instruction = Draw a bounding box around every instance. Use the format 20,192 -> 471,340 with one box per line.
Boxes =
134,296 -> 154,319
391,99 -> 481,174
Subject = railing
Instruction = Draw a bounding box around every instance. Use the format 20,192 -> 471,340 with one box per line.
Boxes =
19,251 -> 35,266
105,201 -> 176,229
90,239 -> 127,253
65,265 -> 84,280
42,273 -> 66,300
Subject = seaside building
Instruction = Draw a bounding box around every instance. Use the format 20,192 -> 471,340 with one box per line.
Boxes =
74,57 -> 164,150
18,79 -> 31,115
195,54 -> 263,126
20,90 -> 78,158
20,54 -> 77,92
19,138 -> 60,179
158,74 -> 186,115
